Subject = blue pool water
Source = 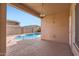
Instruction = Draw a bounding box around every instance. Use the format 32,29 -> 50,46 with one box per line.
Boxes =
16,33 -> 41,40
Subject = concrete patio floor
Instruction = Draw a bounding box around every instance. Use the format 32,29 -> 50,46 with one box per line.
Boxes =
6,39 -> 73,56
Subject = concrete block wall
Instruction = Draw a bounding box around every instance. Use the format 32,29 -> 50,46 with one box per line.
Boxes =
6,25 -> 22,35
6,25 -> 41,35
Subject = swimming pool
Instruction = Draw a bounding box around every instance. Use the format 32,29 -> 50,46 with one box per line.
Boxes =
15,33 -> 41,40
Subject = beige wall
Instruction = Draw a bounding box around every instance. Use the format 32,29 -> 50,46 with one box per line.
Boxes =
7,20 -> 19,25
23,26 -> 40,34
7,25 -> 33,35
6,25 -> 22,35
69,3 -> 79,56
0,4 -> 6,55
41,11 -> 69,44
6,25 -> 40,35
23,27 -> 33,33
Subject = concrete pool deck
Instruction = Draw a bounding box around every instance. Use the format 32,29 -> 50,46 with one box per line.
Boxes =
6,34 -> 41,47
6,36 -> 73,56
6,35 -> 17,47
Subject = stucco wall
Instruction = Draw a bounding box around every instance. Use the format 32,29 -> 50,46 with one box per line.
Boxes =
41,11 -> 69,44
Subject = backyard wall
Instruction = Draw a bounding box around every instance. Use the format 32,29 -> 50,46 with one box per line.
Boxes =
7,24 -> 40,35
21,25 -> 40,34
41,11 -> 69,44
23,27 -> 33,33
6,25 -> 22,35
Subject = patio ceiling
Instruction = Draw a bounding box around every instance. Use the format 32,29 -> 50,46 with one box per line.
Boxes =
10,3 -> 40,17
24,3 -> 70,15
10,3 -> 70,18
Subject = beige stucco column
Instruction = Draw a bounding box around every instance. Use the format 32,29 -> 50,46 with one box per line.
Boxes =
0,3 -> 6,56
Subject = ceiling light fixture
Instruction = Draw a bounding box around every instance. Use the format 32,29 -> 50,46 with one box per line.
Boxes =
40,3 -> 46,18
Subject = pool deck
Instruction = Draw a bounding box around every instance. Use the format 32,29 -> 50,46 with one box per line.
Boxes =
6,34 -> 41,47
6,35 -> 73,56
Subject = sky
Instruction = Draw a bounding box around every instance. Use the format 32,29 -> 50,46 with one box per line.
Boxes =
7,4 -> 41,27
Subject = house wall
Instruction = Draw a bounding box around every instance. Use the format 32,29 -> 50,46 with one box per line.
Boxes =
69,3 -> 79,56
0,4 -> 6,55
41,11 -> 69,44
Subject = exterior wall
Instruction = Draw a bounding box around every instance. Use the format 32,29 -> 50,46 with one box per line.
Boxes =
0,4 -> 6,55
41,11 -> 69,44
69,4 -> 79,56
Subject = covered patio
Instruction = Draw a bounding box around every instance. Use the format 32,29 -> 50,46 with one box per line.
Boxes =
0,3 -> 78,56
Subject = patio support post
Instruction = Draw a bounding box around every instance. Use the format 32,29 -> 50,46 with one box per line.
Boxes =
0,3 -> 6,56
